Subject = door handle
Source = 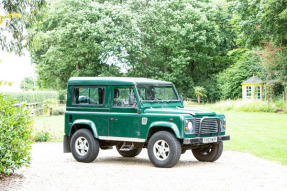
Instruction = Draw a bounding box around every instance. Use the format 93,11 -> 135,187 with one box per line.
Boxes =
110,118 -> 118,121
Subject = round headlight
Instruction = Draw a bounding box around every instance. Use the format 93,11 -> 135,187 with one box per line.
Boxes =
187,121 -> 193,130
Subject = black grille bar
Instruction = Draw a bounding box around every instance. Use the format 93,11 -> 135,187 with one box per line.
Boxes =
197,117 -> 221,137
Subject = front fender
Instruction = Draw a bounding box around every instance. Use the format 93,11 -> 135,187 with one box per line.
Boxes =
71,119 -> 98,138
148,121 -> 180,138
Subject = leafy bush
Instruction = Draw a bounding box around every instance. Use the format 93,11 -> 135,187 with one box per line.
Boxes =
274,100 -> 285,109
35,131 -> 51,142
0,91 -> 59,104
53,107 -> 66,116
58,90 -> 67,103
0,94 -> 33,176
213,99 -> 276,113
274,100 -> 287,113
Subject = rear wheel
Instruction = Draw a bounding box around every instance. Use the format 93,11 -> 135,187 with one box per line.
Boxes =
71,129 -> 99,163
116,144 -> 142,157
147,131 -> 181,168
192,142 -> 223,162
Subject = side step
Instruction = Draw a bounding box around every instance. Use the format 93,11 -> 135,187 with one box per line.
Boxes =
101,146 -> 113,150
120,142 -> 134,151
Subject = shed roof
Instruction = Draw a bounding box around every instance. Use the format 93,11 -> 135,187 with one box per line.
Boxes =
241,76 -> 263,85
68,77 -> 172,85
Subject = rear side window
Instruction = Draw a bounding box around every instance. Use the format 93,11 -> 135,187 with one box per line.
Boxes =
73,87 -> 105,105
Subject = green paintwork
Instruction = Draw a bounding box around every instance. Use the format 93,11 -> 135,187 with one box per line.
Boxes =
65,77 -> 226,142
144,108 -> 216,116
68,77 -> 172,86
148,121 -> 181,138
71,119 -> 98,138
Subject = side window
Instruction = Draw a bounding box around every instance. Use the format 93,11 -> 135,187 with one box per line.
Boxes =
113,87 -> 135,107
246,86 -> 252,99
73,87 -> 105,105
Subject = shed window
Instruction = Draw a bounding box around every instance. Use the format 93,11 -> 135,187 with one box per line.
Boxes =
246,86 -> 252,99
73,87 -> 105,105
256,86 -> 261,100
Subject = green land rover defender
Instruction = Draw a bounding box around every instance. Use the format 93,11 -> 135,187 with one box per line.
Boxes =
64,77 -> 230,168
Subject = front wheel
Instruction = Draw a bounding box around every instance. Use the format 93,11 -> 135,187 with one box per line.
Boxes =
147,131 -> 181,168
192,142 -> 223,162
71,129 -> 99,163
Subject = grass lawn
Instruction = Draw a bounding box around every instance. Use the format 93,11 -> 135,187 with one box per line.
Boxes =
32,106 -> 287,165
186,104 -> 287,165
32,115 -> 64,142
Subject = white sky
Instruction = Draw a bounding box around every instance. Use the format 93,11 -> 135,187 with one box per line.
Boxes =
0,50 -> 35,91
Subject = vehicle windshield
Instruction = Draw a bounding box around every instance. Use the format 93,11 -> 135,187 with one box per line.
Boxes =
136,84 -> 179,102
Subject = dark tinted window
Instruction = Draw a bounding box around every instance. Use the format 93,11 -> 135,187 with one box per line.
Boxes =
73,87 -> 105,105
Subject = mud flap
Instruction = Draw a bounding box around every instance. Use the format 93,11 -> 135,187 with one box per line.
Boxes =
63,135 -> 71,153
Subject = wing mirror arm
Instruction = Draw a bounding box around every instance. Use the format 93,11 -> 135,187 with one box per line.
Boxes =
129,93 -> 141,114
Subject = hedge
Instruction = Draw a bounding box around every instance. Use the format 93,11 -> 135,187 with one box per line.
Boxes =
0,94 -> 33,176
1,91 -> 59,103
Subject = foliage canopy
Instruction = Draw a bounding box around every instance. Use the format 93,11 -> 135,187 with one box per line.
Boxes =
31,0 -> 235,100
30,0 -> 287,101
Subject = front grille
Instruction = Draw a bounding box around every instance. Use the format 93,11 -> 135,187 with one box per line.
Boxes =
195,118 -> 219,134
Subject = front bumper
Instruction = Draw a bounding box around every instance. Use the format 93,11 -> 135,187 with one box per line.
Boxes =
183,135 -> 230,144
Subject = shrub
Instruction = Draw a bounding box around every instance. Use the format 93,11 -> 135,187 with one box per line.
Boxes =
35,131 -> 51,142
274,100 -> 285,109
53,107 -> 66,116
58,90 -> 67,104
213,99 -> 276,113
0,91 -> 59,104
236,100 -> 276,112
0,94 -> 33,176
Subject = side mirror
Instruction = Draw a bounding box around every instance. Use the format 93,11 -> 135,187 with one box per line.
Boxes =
181,95 -> 183,101
129,93 -> 135,105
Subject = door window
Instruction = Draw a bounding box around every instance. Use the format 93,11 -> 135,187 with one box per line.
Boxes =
113,87 -> 136,107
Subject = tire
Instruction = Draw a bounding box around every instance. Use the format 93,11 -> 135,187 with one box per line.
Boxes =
116,144 -> 142,157
192,142 -> 223,162
147,131 -> 181,168
70,129 -> 99,163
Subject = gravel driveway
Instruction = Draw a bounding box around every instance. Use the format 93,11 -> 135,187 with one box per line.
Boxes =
2,142 -> 287,191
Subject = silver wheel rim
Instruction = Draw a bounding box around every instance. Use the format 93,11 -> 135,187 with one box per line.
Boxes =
153,140 -> 170,160
75,137 -> 89,156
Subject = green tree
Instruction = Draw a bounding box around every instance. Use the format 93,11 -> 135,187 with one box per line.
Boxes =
0,0 -> 45,55
230,0 -> 287,82
194,86 -> 207,104
217,49 -> 266,100
21,77 -> 36,91
32,0 -> 236,100
30,0 -> 128,89
125,0 -> 235,99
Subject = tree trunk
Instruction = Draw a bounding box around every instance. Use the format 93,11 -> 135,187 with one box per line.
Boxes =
198,95 -> 200,105
164,66 -> 168,73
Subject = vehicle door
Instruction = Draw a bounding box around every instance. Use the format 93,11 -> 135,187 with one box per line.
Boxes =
109,86 -> 139,138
